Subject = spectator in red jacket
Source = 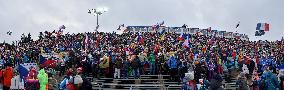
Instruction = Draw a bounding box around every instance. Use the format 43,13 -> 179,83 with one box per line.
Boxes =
3,64 -> 14,90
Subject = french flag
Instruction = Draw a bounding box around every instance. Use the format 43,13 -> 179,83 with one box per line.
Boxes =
256,23 -> 269,31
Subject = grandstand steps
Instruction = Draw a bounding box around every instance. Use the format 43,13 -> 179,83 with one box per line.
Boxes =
91,72 -> 240,90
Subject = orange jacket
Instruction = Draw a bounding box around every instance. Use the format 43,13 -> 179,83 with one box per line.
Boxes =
3,67 -> 14,87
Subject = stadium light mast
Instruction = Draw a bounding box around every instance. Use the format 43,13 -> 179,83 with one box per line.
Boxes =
88,7 -> 108,31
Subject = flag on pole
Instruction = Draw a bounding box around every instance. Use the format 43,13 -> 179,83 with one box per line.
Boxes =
182,35 -> 190,48
59,25 -> 66,30
84,34 -> 89,50
256,23 -> 269,31
18,63 -> 37,81
159,21 -> 165,26
177,33 -> 184,41
236,22 -> 240,28
182,24 -> 188,28
117,24 -> 125,30
85,34 -> 89,44
136,32 -> 144,44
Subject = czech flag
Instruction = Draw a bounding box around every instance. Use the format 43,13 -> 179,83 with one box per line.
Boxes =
18,63 -> 37,81
39,55 -> 57,68
256,23 -> 269,31
177,33 -> 184,41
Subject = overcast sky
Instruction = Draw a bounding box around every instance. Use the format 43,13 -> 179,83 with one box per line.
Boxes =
0,0 -> 283,43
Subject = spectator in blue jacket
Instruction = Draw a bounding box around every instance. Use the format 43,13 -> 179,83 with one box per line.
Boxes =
167,55 -> 177,81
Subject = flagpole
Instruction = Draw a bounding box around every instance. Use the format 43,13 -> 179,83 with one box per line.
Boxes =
235,21 -> 240,33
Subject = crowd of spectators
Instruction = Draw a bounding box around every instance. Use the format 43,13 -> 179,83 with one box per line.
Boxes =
0,30 -> 284,90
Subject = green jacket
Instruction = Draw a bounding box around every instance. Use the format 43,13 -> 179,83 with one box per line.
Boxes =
148,54 -> 155,63
37,69 -> 48,90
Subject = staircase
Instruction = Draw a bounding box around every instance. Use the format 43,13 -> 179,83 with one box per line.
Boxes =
90,74 -> 241,90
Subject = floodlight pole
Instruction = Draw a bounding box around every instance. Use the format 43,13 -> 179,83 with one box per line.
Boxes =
88,8 -> 107,32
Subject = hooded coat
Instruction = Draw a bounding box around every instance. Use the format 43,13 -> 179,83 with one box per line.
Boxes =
37,69 -> 48,90
3,67 -> 14,87
263,71 -> 279,90
148,53 -> 155,64
167,56 -> 177,69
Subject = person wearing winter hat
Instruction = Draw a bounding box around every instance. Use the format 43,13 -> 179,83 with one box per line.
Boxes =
74,67 -> 83,90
